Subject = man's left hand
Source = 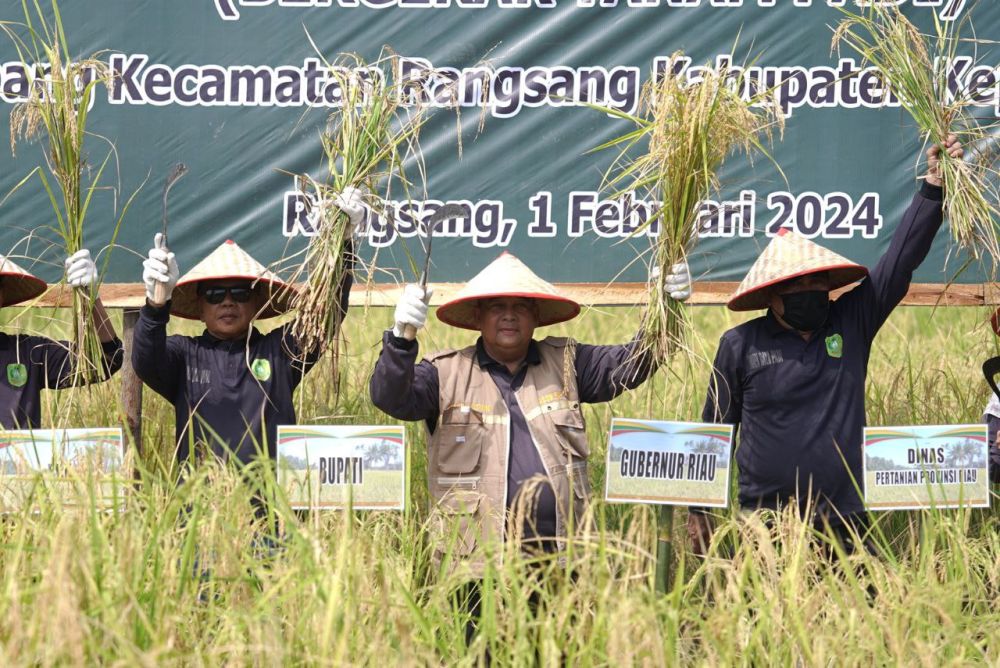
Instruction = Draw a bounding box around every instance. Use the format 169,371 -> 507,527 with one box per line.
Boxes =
926,134 -> 963,188
65,249 -> 98,288
652,260 -> 691,302
333,186 -> 367,237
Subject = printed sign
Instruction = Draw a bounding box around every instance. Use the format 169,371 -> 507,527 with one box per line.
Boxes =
605,419 -> 733,508
863,425 -> 990,511
277,426 -> 406,510
0,429 -> 126,512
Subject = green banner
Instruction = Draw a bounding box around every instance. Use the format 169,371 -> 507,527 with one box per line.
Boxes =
0,1 -> 994,286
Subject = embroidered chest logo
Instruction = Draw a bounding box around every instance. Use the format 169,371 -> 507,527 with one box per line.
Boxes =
747,350 -> 784,371
251,358 -> 272,381
6,363 -> 27,387
825,334 -> 844,359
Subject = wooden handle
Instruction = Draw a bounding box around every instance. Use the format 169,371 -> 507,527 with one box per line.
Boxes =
402,323 -> 417,341
150,239 -> 172,306
152,280 -> 170,306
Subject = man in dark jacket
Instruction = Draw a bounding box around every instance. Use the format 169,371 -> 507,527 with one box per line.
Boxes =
690,138 -> 963,554
1,250 -> 123,428
132,189 -> 363,466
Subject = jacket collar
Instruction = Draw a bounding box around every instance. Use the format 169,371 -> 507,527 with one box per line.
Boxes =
475,337 -> 541,370
198,326 -> 263,347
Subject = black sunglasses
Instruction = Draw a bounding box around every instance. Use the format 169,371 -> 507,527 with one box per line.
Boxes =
200,285 -> 253,305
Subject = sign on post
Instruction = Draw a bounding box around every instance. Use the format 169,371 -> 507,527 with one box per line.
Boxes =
604,419 -> 733,507
277,426 -> 406,510
0,428 -> 126,512
863,425 -> 990,511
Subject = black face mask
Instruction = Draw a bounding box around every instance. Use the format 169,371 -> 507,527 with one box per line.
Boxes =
779,290 -> 829,331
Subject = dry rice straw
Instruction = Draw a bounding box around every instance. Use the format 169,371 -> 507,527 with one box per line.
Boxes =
833,4 -> 1000,266
594,52 -> 783,364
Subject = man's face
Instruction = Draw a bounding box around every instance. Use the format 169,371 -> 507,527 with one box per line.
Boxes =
475,297 -> 539,356
768,272 -> 830,316
197,280 -> 261,340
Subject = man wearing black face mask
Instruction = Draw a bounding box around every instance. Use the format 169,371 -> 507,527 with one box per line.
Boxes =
688,137 -> 964,555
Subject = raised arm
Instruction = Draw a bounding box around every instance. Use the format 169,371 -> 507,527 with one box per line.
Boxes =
283,188 -> 363,368
281,239 -> 355,378
133,235 -> 184,400
64,249 -> 119,344
840,138 -> 961,339
131,302 -> 186,400
370,331 -> 441,423
576,261 -> 692,403
35,250 -> 124,388
575,335 -> 655,404
369,284 -> 441,423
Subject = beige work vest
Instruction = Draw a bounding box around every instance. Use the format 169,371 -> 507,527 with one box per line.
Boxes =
425,337 -> 592,576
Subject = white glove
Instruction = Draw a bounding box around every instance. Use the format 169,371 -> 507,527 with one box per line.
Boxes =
333,186 -> 367,237
392,284 -> 433,338
142,232 -> 179,305
64,249 -> 98,288
651,261 -> 691,302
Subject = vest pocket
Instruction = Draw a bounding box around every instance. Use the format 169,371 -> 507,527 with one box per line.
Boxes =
432,492 -> 482,557
552,408 -> 589,458
436,407 -> 486,474
567,460 -> 592,530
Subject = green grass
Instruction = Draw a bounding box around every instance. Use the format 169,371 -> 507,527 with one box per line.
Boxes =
0,303 -> 998,664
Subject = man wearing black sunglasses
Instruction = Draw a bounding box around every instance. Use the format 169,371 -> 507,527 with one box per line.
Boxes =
131,188 -> 365,468
194,281 -> 258,342
200,284 -> 253,304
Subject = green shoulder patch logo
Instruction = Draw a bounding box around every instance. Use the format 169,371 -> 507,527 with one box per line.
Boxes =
6,363 -> 27,387
825,334 -> 844,359
251,359 -> 272,381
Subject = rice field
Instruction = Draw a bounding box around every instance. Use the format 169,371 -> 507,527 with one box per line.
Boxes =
0,302 -> 998,665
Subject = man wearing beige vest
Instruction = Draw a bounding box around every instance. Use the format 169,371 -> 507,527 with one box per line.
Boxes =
370,251 -> 690,573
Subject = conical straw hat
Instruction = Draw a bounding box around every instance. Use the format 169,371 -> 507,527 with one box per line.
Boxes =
437,252 -> 580,330
728,229 -> 868,311
171,240 -> 296,320
0,254 -> 47,307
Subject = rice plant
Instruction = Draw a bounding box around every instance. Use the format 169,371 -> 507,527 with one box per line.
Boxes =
1,303 -> 997,664
832,3 -> 1000,266
3,0 -> 120,385
287,48 -> 429,378
591,52 -> 784,364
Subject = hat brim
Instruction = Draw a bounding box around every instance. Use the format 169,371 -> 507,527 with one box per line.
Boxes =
0,271 -> 47,307
170,275 -> 297,320
437,292 -> 580,330
727,264 -> 869,312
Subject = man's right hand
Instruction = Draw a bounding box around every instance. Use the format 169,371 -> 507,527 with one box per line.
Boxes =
142,233 -> 179,306
686,511 -> 714,556
926,133 -> 963,188
392,284 -> 432,338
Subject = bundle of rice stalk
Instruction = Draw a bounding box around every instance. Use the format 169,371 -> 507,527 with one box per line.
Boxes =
5,0 -> 115,385
832,4 -> 1000,263
593,53 -> 783,364
288,48 -> 428,372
